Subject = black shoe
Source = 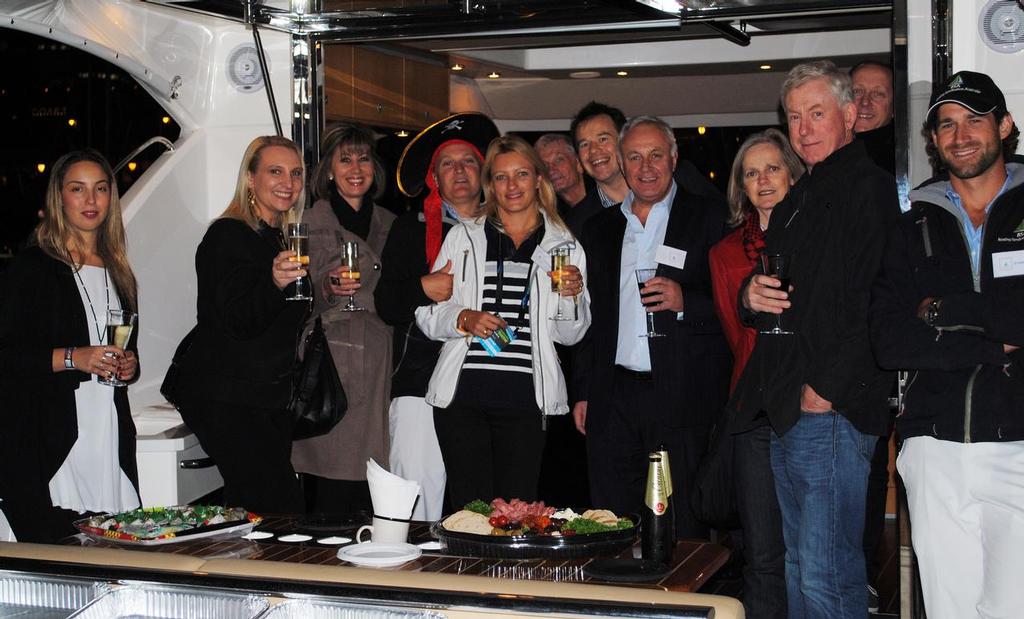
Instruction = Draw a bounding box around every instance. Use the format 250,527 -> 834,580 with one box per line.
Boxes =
867,583 -> 880,614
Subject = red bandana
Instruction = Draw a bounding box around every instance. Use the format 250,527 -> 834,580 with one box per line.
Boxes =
424,139 -> 485,267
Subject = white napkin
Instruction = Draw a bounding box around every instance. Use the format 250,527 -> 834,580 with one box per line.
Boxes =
366,459 -> 421,520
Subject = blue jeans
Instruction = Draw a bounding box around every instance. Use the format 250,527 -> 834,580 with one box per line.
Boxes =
771,412 -> 873,619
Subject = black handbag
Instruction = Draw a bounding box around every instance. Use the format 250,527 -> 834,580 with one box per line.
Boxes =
289,316 -> 347,440
160,326 -> 197,408
689,408 -> 740,528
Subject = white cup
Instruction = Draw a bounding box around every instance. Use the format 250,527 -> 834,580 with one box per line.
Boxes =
356,516 -> 410,544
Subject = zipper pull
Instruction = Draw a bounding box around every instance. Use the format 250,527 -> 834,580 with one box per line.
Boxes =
461,249 -> 469,281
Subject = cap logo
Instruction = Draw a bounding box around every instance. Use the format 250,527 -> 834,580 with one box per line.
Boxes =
441,119 -> 465,133
948,74 -> 964,89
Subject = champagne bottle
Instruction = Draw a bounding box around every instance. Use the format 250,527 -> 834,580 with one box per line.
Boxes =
656,444 -> 677,547
642,452 -> 674,565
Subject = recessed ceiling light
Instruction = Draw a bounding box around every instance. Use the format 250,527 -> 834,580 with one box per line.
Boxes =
451,63 -> 464,71
616,70 -> 629,77
697,125 -> 707,135
759,64 -> 772,70
488,71 -> 501,79
396,129 -> 409,137
569,70 -> 601,79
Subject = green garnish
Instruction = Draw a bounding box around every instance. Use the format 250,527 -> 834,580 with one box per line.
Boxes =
562,517 -> 635,535
464,499 -> 493,516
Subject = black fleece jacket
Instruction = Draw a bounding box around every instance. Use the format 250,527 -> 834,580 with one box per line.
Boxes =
870,163 -> 1024,443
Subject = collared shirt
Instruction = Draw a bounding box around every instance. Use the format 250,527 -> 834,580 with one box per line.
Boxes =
615,182 -> 677,371
443,200 -> 478,223
597,185 -> 617,208
945,166 -> 1014,286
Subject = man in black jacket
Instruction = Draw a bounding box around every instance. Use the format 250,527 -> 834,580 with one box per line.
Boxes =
732,60 -> 897,617
576,115 -> 731,538
375,113 -> 498,521
870,70 -> 1023,619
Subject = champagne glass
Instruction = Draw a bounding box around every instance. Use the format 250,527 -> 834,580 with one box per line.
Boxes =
635,269 -> 665,338
99,309 -> 136,386
340,240 -> 365,312
759,253 -> 793,335
549,246 -> 573,321
285,222 -> 312,301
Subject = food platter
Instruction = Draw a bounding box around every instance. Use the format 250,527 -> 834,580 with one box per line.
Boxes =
74,505 -> 261,546
431,514 -> 638,560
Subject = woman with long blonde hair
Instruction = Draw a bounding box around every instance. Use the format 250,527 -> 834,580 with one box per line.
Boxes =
169,135 -> 309,514
416,134 -> 591,507
0,149 -> 141,542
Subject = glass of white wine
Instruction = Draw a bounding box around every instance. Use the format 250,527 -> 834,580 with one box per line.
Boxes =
286,222 -> 311,301
99,309 -> 136,386
340,240 -> 365,312
549,246 -> 573,321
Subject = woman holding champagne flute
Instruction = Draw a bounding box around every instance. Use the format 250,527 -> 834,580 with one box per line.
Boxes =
416,135 -> 591,508
0,149 -> 141,542
172,136 -> 308,514
292,123 -> 396,515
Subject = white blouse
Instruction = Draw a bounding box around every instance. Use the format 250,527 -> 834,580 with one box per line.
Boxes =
48,265 -> 139,515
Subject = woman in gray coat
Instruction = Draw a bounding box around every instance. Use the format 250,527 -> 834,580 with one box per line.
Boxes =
292,123 -> 395,514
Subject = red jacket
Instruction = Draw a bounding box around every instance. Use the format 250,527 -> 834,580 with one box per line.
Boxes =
709,227 -> 756,392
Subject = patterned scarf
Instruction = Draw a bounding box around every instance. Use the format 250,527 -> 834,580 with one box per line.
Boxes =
741,215 -> 767,264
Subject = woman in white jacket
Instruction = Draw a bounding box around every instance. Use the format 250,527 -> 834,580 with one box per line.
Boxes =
416,135 -> 591,508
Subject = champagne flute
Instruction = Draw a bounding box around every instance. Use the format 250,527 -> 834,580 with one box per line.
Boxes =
340,240 -> 365,312
759,253 -> 793,335
549,246 -> 572,321
285,222 -> 311,301
99,309 -> 136,386
635,269 -> 665,338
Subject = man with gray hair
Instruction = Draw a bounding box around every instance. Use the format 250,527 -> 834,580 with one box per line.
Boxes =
534,133 -> 588,215
576,114 -> 731,538
732,60 -> 897,617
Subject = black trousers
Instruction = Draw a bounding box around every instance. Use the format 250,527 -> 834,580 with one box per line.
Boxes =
863,432 -> 890,583
734,423 -> 787,619
433,404 -> 546,509
586,369 -> 710,539
178,398 -> 303,515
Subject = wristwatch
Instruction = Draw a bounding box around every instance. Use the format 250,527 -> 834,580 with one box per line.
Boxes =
924,298 -> 943,327
64,346 -> 76,369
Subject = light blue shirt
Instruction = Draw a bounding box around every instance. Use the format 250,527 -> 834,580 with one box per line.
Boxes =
946,167 -> 1014,288
597,185 -> 618,208
615,182 -> 677,371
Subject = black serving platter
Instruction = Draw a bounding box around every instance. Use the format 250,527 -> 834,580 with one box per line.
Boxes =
430,514 -> 638,559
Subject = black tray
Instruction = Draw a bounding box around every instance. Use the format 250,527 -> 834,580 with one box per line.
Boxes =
431,515 -> 637,559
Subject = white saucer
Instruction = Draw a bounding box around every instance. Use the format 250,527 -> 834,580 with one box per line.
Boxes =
337,542 -> 422,568
242,531 -> 273,540
317,536 -> 352,545
417,541 -> 442,551
277,534 -> 312,543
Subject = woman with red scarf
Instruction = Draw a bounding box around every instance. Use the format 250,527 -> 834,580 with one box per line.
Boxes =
710,128 -> 803,619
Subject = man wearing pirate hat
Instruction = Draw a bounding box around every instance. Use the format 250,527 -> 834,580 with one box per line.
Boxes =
374,112 -> 499,521
871,70 -> 1023,618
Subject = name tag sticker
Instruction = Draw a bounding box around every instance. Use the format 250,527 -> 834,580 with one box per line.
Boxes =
993,250 -> 1024,278
656,245 -> 687,270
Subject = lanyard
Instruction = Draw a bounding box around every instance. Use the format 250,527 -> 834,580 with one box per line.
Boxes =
495,234 -> 534,324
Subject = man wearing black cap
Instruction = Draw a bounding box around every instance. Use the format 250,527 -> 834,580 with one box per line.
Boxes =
374,112 -> 499,521
871,70 -> 1023,618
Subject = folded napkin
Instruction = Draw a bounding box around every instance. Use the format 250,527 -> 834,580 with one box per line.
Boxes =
366,459 -> 421,520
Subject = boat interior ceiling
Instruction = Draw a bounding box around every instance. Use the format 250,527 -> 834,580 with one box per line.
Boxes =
146,0 -> 893,127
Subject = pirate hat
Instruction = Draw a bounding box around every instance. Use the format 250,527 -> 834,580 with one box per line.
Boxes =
396,112 -> 500,198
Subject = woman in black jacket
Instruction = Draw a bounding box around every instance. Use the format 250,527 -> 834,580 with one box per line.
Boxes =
0,149 -> 140,542
173,136 -> 308,514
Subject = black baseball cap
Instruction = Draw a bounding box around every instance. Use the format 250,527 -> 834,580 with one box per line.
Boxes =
396,112 -> 499,198
926,70 -> 1007,126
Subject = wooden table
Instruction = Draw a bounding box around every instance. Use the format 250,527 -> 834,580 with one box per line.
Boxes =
65,517 -> 730,594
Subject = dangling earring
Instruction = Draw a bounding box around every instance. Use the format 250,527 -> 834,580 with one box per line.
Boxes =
328,174 -> 334,181
248,189 -> 256,208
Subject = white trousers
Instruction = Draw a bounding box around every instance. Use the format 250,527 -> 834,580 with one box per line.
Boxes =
388,396 -> 446,521
898,436 -> 1024,619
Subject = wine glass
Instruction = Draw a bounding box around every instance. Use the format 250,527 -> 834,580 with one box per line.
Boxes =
99,309 -> 136,387
285,222 -> 311,301
549,246 -> 573,321
340,240 -> 365,312
635,269 -> 665,338
759,253 -> 793,335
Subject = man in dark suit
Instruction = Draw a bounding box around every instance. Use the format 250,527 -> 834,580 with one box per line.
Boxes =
575,115 -> 731,538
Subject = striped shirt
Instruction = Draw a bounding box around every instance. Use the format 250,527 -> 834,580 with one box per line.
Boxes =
452,221 -> 543,410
